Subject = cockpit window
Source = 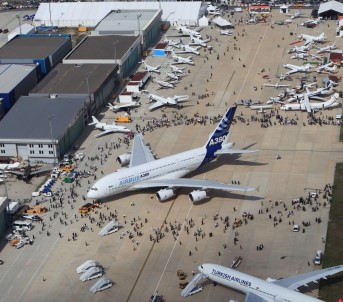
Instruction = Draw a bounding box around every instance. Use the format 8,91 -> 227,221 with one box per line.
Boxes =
90,187 -> 98,191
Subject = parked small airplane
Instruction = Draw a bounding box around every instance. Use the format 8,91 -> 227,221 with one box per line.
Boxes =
207,4 -> 221,15
88,116 -> 131,137
170,50 -> 194,65
168,64 -> 185,74
288,42 -> 312,54
250,104 -> 273,110
107,101 -> 140,112
87,106 -> 258,201
284,63 -> 312,75
148,94 -> 189,110
181,263 -> 343,301
291,53 -> 309,60
189,33 -> 210,47
166,72 -> 182,81
0,162 -> 20,170
163,35 -> 181,49
140,60 -> 161,74
287,10 -> 304,19
175,22 -> 201,37
8,159 -> 52,181
266,96 -> 285,105
177,44 -> 201,55
316,62 -> 337,73
264,83 -> 290,89
277,74 -> 292,81
316,42 -> 337,54
298,32 -> 326,46
281,92 -> 339,113
301,17 -> 322,26
219,29 -> 233,36
155,79 -> 176,89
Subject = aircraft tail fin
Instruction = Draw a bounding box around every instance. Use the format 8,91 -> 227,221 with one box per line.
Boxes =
201,106 -> 237,165
89,116 -> 99,126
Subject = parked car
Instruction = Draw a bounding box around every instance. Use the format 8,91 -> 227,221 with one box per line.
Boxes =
313,250 -> 323,265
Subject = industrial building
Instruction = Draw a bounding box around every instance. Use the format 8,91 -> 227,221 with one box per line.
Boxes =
63,35 -> 139,78
0,34 -> 72,76
0,95 -> 87,163
318,0 -> 343,19
0,64 -> 39,113
93,9 -> 162,51
30,63 -> 119,115
33,1 -> 204,27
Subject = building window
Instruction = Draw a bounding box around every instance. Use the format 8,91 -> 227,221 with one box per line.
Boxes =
0,150 -> 5,154
48,151 -> 53,155
39,150 -> 44,154
38,144 -> 43,148
30,150 -> 35,154
48,144 -> 53,148
0,144 -> 4,147
29,144 -> 34,148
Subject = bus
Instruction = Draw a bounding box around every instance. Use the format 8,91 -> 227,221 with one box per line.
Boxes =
12,220 -> 33,231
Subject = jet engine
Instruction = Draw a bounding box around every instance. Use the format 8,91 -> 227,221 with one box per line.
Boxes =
116,153 -> 131,166
188,190 -> 208,203
221,142 -> 234,150
266,277 -> 276,283
228,300 -> 239,302
156,189 -> 175,201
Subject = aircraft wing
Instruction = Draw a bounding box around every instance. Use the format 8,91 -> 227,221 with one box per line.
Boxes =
129,133 -> 155,168
7,170 -> 25,176
131,178 -> 258,192
95,129 -> 117,138
272,265 -> 343,290
149,101 -> 164,111
30,166 -> 53,176
244,292 -> 268,302
303,94 -> 312,113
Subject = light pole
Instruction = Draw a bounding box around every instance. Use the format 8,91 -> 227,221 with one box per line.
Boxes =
48,114 -> 56,165
166,11 -> 175,25
16,15 -> 21,35
137,14 -> 142,45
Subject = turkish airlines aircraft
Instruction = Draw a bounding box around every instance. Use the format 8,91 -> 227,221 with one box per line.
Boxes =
181,263 -> 343,301
87,106 -> 258,202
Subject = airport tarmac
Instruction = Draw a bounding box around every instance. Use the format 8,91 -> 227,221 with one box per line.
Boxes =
1,9 -> 343,302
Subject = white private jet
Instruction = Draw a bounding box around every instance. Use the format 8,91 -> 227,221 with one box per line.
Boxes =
284,63 -> 312,75
148,93 -> 189,110
175,22 -> 201,38
301,17 -> 322,26
168,64 -> 185,74
181,263 -> 343,301
166,72 -> 182,81
264,83 -> 290,89
189,33 -> 210,47
107,101 -> 140,112
155,79 -> 176,89
163,35 -> 181,49
219,29 -> 233,36
140,60 -> 161,74
281,92 -> 339,113
288,42 -> 313,54
291,53 -> 309,60
287,10 -> 304,19
298,32 -> 326,46
88,116 -> 132,138
87,106 -> 258,202
266,96 -> 285,105
316,62 -> 337,73
177,44 -> 201,55
170,50 -> 194,65
207,5 -> 221,16
316,42 -> 337,54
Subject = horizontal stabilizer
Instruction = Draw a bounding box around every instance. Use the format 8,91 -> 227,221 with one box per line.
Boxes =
215,149 -> 258,155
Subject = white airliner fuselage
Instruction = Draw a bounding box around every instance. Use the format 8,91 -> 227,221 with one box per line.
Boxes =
198,264 -> 323,302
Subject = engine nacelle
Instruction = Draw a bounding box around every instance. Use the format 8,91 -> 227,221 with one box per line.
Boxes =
221,142 -> 234,150
156,189 -> 175,201
228,300 -> 239,302
188,190 -> 208,203
116,153 -> 131,166
266,277 -> 276,283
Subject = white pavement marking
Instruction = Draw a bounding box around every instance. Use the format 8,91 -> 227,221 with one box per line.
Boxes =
153,203 -> 193,293
0,270 -> 8,283
25,245 -> 40,266
16,270 -> 23,279
235,25 -> 269,104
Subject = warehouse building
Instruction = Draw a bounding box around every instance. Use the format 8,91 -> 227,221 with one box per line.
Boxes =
63,35 -> 139,78
33,2 -> 204,27
0,34 -> 72,77
0,64 -> 39,113
30,63 -> 119,115
318,1 -> 343,19
0,95 -> 87,163
93,9 -> 162,51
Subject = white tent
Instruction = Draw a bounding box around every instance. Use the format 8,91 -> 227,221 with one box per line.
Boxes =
33,2 -> 203,27
211,16 -> 232,28
198,16 -> 209,27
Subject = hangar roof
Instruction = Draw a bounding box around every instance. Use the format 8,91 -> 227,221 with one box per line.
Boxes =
64,35 -> 138,60
318,0 -> 343,15
0,64 -> 36,93
34,2 -> 202,27
30,63 -> 118,94
0,96 -> 85,141
0,34 -> 71,59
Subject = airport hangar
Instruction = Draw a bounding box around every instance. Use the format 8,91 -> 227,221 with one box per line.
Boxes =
318,0 -> 343,19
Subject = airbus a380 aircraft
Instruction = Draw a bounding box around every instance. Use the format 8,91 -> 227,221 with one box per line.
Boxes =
87,106 -> 257,202
181,263 -> 343,301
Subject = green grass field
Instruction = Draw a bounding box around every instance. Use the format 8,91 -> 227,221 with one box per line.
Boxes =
319,163 -> 343,302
